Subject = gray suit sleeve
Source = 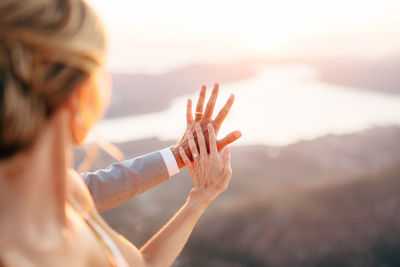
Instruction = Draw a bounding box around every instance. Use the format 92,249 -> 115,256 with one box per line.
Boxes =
81,151 -> 170,212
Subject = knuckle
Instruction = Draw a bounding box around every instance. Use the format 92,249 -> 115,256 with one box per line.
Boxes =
216,183 -> 228,192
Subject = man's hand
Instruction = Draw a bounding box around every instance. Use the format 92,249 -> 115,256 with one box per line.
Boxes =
171,83 -> 242,168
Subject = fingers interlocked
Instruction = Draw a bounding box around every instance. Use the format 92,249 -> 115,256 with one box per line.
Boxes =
179,122 -> 221,187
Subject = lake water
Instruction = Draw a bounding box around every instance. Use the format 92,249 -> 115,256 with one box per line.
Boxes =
90,64 -> 400,146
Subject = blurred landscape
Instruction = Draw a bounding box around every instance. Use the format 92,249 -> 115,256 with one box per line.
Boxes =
105,55 -> 400,119
76,56 -> 400,266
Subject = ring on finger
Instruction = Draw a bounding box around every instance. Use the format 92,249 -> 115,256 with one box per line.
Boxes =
192,153 -> 200,159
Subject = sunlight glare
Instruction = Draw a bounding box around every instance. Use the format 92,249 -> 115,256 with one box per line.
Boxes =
87,0 -> 400,72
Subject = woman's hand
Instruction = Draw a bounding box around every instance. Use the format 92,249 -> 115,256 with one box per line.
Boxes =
173,83 -> 241,168
179,122 -> 233,204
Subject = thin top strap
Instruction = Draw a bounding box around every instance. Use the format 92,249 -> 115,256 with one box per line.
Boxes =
68,196 -> 129,267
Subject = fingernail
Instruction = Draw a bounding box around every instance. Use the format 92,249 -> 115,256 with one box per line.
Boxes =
230,94 -> 235,99
234,131 -> 242,138
208,123 -> 212,128
195,122 -> 200,128
226,147 -> 231,152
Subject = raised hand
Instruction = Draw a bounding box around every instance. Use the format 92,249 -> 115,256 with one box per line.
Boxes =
179,123 -> 232,202
173,83 -> 242,168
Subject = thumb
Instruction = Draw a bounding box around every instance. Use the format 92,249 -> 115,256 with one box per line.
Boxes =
222,147 -> 231,169
217,131 -> 241,152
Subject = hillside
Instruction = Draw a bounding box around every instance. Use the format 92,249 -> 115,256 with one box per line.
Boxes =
107,62 -> 255,118
183,164 -> 400,267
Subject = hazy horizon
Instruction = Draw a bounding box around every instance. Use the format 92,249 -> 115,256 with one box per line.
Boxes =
87,0 -> 400,74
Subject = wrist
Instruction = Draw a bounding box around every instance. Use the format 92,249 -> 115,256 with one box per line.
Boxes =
186,188 -> 217,210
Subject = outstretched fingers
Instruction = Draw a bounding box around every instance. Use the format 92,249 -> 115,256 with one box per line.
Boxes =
207,123 -> 218,156
203,83 -> 219,120
186,98 -> 194,125
179,147 -> 197,185
187,129 -> 199,157
222,147 -> 232,169
221,147 -> 232,189
195,85 -> 206,121
213,94 -> 234,132
194,123 -> 207,156
217,131 -> 242,152
179,147 -> 192,169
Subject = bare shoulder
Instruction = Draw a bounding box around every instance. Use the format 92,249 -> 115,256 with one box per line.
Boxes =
67,168 -> 95,213
67,169 -> 146,266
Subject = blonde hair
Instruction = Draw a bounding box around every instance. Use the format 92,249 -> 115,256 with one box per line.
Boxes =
0,0 -> 106,159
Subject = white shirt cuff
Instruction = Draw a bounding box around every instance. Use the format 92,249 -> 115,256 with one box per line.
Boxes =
160,147 -> 180,177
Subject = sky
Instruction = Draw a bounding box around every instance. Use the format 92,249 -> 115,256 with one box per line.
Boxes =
86,0 -> 400,73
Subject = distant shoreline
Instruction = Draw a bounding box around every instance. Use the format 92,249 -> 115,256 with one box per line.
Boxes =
106,56 -> 400,119
106,61 -> 256,118
312,55 -> 400,96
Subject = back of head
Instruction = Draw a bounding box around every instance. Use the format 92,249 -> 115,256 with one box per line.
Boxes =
0,0 -> 106,159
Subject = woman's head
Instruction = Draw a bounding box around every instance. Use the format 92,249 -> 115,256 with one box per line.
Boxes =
0,0 -> 107,159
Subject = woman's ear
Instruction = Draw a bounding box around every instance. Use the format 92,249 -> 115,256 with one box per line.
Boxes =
66,71 -> 109,145
94,68 -> 112,116
66,80 -> 92,145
